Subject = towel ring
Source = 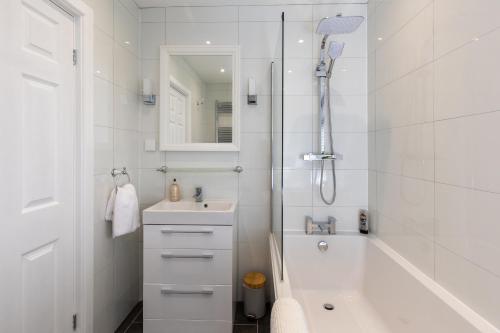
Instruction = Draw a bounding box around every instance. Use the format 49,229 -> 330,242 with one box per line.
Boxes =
111,167 -> 131,187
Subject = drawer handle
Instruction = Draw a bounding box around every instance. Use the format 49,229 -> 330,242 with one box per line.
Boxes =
161,229 -> 214,234
161,253 -> 214,259
161,288 -> 214,295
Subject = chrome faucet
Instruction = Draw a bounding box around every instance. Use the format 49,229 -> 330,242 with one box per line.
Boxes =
306,216 -> 336,235
193,187 -> 203,202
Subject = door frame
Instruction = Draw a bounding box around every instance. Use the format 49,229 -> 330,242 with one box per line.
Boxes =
49,0 -> 94,332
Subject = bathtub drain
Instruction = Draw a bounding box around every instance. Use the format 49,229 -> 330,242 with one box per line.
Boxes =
323,303 -> 334,311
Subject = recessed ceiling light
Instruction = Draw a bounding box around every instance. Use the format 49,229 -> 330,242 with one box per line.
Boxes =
205,40 -> 211,45
472,37 -> 480,41
377,37 -> 383,41
95,70 -> 102,74
124,41 -> 130,45
341,68 -> 348,72
298,39 -> 304,44
220,68 -> 225,73
287,69 -> 293,73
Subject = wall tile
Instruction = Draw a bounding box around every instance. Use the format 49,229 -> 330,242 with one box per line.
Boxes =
375,4 -> 433,87
114,86 -> 140,131
241,96 -> 272,133
434,0 -> 500,58
239,5 -> 312,22
114,43 -> 139,93
285,21 -> 313,59
239,169 -> 271,206
434,28 -> 500,120
436,183 -> 500,277
435,111 -> 500,193
141,22 -> 165,59
94,76 -> 114,127
114,0 -> 139,56
165,22 -> 238,45
239,133 -> 271,169
114,129 -> 140,170
239,22 -> 282,59
376,123 -> 434,181
139,169 -> 165,205
94,29 -> 114,81
94,126 -> 114,175
166,6 -> 238,22
374,0 -> 432,48
376,63 -> 433,129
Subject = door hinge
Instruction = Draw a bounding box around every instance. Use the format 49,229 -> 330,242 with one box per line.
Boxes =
72,313 -> 77,331
73,49 -> 77,66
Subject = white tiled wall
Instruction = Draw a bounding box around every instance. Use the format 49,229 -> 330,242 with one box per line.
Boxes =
138,3 -> 367,300
369,0 -> 500,327
282,4 -> 368,232
84,0 -> 142,331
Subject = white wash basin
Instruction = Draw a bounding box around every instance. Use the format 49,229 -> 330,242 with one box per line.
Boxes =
143,200 -> 237,225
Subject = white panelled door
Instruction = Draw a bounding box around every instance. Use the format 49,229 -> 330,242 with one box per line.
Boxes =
0,0 -> 77,332
168,86 -> 187,144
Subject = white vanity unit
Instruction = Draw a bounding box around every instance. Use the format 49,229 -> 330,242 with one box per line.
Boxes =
142,200 -> 237,333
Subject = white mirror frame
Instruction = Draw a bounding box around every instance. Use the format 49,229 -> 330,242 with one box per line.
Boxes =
159,45 -> 240,151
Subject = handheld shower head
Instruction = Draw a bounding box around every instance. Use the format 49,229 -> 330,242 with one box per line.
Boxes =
328,41 -> 345,60
326,42 -> 345,78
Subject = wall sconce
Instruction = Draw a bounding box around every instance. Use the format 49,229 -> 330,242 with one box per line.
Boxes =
247,77 -> 257,105
142,78 -> 156,105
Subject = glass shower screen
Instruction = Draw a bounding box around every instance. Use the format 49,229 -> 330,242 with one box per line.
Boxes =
271,12 -> 284,280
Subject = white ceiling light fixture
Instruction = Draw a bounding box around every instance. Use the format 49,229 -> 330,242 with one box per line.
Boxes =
205,40 -> 211,45
220,68 -> 225,73
298,39 -> 304,44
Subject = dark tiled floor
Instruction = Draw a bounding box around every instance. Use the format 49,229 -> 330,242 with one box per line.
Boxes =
120,302 -> 271,333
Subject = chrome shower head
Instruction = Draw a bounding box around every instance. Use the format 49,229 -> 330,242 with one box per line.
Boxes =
316,15 -> 365,35
328,41 -> 345,61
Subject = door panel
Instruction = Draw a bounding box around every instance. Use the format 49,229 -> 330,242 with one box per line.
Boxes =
0,0 -> 76,332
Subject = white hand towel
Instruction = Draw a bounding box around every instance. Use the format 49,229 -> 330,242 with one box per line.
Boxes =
112,183 -> 140,238
105,188 -> 116,223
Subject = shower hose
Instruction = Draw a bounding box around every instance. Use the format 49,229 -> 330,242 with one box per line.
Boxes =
320,78 -> 337,205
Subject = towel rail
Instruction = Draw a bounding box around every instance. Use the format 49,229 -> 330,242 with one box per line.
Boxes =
155,165 -> 243,174
111,167 -> 131,186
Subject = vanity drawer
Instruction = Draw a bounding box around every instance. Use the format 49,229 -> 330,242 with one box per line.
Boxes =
144,249 -> 232,285
143,284 -> 232,321
143,319 -> 232,333
144,225 -> 232,249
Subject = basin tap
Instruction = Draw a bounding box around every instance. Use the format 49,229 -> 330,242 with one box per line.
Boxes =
193,187 -> 203,202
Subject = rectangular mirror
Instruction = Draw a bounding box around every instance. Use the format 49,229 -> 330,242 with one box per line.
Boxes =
159,45 -> 240,151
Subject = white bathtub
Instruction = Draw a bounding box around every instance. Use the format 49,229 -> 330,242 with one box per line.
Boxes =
270,232 -> 499,333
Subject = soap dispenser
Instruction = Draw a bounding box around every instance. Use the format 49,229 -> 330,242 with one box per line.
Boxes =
169,178 -> 181,202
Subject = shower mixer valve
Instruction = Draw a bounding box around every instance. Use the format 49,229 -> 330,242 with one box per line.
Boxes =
306,216 -> 336,235
303,153 -> 337,161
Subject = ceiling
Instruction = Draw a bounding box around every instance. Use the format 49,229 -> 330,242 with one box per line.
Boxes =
177,55 -> 233,84
134,0 -> 368,8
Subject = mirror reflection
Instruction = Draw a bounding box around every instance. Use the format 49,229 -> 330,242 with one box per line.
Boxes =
167,55 -> 233,144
